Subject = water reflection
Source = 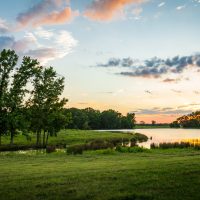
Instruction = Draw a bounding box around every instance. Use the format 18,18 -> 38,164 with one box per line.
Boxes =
101,128 -> 200,149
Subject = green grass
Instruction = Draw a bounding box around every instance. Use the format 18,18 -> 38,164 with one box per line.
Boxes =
1,129 -> 133,146
0,149 -> 200,200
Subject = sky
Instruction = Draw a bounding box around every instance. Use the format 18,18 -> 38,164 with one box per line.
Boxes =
1,0 -> 200,123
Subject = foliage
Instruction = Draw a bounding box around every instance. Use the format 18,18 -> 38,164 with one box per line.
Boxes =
116,146 -> 149,153
64,108 -> 136,130
0,49 -> 69,145
170,111 -> 200,128
67,144 -> 84,155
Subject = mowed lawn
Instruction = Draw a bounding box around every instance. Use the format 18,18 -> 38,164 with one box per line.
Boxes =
1,149 -> 200,200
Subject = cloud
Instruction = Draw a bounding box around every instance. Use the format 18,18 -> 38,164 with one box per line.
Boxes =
0,29 -> 78,64
176,5 -> 186,10
25,48 -> 57,64
33,7 -> 79,27
171,89 -> 182,94
26,30 -> 78,64
0,36 -> 15,50
16,0 -> 78,27
158,2 -> 165,7
0,18 -> 10,34
84,0 -> 147,21
162,78 -> 181,83
132,7 -> 143,16
12,33 -> 38,52
145,90 -> 153,94
132,107 -> 193,115
34,27 -> 54,40
97,54 -> 200,78
0,33 -> 39,52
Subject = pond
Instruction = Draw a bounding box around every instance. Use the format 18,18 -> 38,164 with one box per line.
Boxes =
100,128 -> 200,148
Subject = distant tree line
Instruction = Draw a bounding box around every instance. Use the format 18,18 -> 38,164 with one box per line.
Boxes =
63,108 -> 136,130
170,111 -> 200,128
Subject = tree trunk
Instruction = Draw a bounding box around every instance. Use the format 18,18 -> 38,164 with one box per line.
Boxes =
46,132 -> 49,147
43,131 -> 46,147
36,131 -> 40,146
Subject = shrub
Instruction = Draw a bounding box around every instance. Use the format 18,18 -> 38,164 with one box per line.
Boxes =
67,139 -> 115,154
130,137 -> 137,147
108,138 -> 123,146
133,133 -> 148,143
0,144 -> 43,152
116,146 -> 149,153
46,146 -> 56,153
87,139 -> 114,150
67,144 -> 84,155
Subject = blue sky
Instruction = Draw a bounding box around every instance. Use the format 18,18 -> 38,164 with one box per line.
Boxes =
1,0 -> 200,123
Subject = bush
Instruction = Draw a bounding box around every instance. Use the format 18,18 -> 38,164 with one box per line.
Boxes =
108,138 -> 123,146
116,146 -> 149,153
0,144 -> 43,152
46,146 -> 56,153
133,133 -> 148,143
67,139 -> 116,154
67,144 -> 84,155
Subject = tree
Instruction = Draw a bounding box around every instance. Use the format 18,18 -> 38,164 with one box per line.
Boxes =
0,50 -> 18,144
67,108 -> 89,129
27,66 -> 68,146
6,57 -> 39,144
0,49 -> 39,144
151,120 -> 156,126
100,109 -> 122,129
84,107 -> 101,129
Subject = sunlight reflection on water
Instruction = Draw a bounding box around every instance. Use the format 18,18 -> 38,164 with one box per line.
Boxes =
99,128 -> 200,149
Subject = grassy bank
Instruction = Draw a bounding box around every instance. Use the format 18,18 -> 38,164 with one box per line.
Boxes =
0,149 -> 200,200
0,129 -> 133,146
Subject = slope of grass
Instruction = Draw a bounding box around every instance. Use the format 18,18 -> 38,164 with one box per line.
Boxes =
0,149 -> 200,200
1,129 -> 133,146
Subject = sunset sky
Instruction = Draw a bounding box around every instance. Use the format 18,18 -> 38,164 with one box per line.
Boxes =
1,0 -> 200,123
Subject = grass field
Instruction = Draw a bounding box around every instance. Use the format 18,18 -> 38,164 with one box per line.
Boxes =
0,149 -> 200,200
1,129 -> 133,146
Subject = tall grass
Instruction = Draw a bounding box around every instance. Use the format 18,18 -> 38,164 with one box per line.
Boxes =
151,141 -> 200,149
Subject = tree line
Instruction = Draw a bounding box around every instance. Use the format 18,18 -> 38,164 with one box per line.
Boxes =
63,107 -> 136,130
0,49 -> 136,146
170,111 -> 200,128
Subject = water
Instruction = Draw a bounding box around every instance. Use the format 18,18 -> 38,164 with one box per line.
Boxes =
100,128 -> 200,148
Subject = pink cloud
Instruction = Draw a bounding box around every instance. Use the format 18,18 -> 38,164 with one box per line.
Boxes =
84,0 -> 147,21
33,7 -> 79,27
16,0 -> 78,27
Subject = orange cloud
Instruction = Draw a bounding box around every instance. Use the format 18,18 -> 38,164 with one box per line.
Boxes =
84,0 -> 147,21
16,0 -> 78,28
33,7 -> 79,26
